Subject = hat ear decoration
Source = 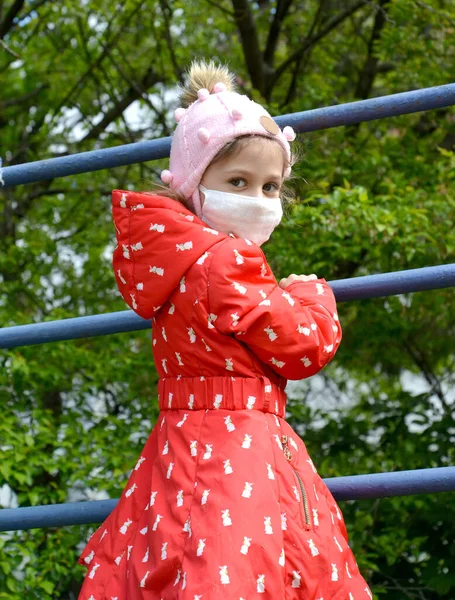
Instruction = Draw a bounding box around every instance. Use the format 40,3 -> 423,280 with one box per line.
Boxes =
160,170 -> 173,184
283,126 -> 296,141
174,108 -> 186,122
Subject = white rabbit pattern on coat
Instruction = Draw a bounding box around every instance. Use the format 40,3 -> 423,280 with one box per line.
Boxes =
77,190 -> 373,600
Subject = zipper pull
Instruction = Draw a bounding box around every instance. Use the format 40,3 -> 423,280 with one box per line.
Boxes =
281,434 -> 293,461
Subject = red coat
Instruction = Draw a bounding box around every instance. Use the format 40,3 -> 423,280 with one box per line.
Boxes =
78,190 -> 373,599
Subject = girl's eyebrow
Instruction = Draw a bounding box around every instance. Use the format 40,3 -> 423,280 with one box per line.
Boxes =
225,168 -> 283,179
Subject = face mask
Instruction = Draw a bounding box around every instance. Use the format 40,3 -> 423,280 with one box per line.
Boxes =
199,184 -> 283,246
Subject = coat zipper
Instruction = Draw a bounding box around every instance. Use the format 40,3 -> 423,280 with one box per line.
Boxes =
281,434 -> 312,529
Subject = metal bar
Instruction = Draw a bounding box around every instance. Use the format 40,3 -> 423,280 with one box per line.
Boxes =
278,82 -> 455,133
1,263 -> 454,349
324,466 -> 455,501
0,499 -> 118,532
0,310 -> 147,350
1,467 -> 454,532
330,262 -> 455,301
1,83 -> 454,188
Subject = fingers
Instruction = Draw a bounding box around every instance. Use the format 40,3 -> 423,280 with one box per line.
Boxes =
279,273 -> 318,288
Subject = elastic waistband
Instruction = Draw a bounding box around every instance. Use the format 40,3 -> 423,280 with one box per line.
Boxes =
158,376 -> 287,418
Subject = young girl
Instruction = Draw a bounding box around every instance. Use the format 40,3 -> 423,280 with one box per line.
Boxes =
78,60 -> 373,600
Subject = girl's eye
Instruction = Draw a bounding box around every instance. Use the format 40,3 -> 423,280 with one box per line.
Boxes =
229,178 -> 246,187
264,183 -> 279,192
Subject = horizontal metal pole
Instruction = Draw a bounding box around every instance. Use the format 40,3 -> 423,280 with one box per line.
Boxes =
1,467 -> 454,532
1,263 -> 454,349
279,82 -> 455,134
326,466 -> 455,500
0,499 -> 118,532
1,83 -> 454,188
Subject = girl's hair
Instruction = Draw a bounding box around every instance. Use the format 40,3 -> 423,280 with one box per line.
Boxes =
145,59 -> 303,210
179,59 -> 238,107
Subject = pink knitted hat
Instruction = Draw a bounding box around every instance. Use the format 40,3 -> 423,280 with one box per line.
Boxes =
160,82 -> 296,218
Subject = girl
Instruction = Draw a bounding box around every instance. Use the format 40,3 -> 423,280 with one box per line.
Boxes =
78,60 -> 373,600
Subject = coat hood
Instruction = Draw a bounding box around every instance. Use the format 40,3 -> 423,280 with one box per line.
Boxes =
112,189 -> 228,319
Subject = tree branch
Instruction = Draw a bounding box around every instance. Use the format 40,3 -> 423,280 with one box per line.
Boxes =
80,65 -> 163,142
280,0 -> 328,106
273,0 -> 368,85
158,0 -> 184,83
10,0 -> 54,26
0,0 -> 24,38
402,338 -> 452,416
230,0 -> 269,96
0,36 -> 20,57
353,0 -> 390,100
75,15 -> 106,112
413,0 -> 455,26
108,50 -> 172,136
47,0 -> 145,132
263,0 -> 294,68
204,0 -> 235,17
53,222 -> 89,242
0,84 -> 47,109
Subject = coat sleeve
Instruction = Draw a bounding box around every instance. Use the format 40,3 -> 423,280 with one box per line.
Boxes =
111,191 -> 156,320
207,237 -> 342,380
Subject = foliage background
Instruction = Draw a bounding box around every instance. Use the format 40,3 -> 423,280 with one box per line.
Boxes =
0,0 -> 454,598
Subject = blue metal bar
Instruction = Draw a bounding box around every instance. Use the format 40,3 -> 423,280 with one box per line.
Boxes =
326,466 -> 455,500
279,82 -> 455,134
1,83 -> 454,188
1,467 -> 454,532
0,499 -> 118,532
330,262 -> 455,301
1,263 -> 454,349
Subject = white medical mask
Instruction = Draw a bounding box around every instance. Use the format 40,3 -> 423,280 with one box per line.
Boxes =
199,184 -> 283,246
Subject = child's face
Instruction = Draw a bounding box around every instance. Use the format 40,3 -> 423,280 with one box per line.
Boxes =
200,138 -> 285,205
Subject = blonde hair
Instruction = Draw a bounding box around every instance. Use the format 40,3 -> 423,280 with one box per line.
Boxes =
179,59 -> 237,108
145,59 -> 303,210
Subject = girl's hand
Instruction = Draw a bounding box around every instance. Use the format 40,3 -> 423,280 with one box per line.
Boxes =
279,273 -> 318,289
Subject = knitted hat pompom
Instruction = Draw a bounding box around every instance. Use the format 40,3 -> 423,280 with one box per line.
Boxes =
178,60 -> 237,108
